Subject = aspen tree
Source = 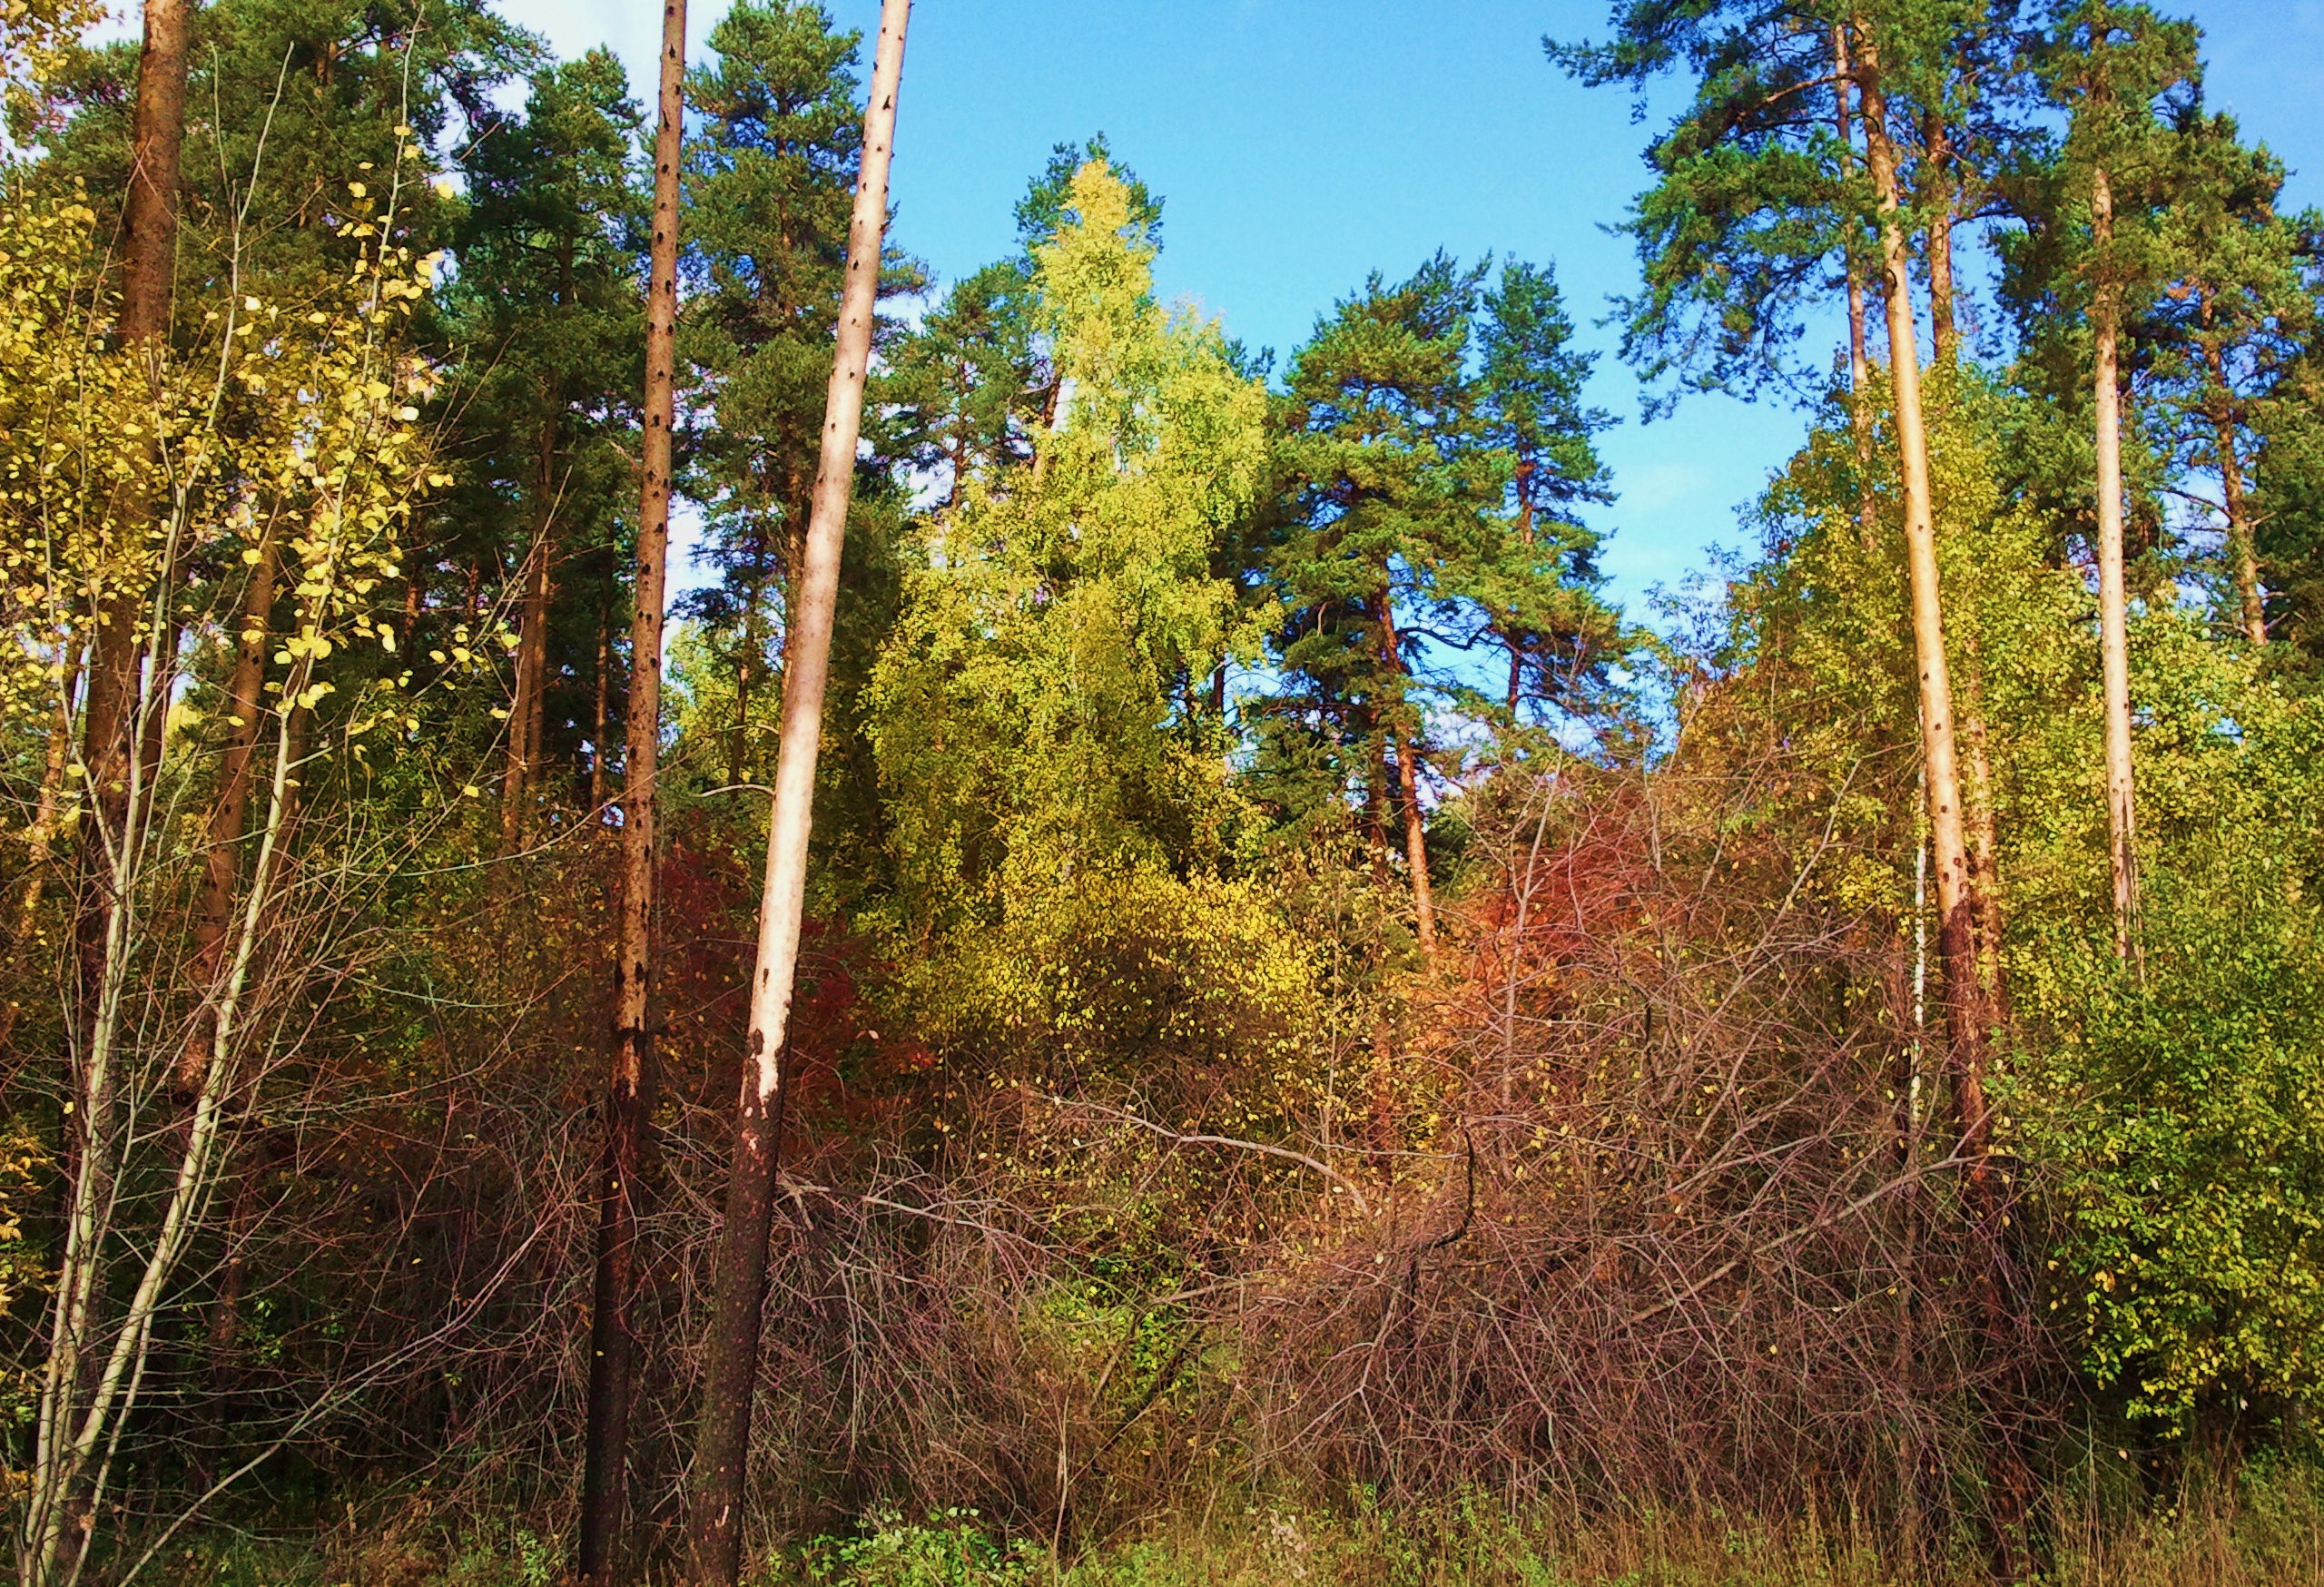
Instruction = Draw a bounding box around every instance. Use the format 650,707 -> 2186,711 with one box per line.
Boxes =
684,5 -> 910,1580
576,3 -> 685,1577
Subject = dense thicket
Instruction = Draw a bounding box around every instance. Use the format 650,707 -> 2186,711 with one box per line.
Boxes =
3,2 -> 2323,1584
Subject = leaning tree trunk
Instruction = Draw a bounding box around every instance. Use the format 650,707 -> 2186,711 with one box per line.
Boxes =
575,1 -> 686,1579
2091,161 -> 2139,963
684,7 -> 911,1580
1861,26 -> 2032,1574
1858,32 -> 1992,1137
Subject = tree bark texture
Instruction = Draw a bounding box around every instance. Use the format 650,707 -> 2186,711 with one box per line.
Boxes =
1923,111 -> 1958,366
77,0 -> 195,1057
683,5 -> 911,1581
2091,162 -> 2139,962
1858,35 -> 1993,1128
576,0 -> 686,1576
1862,32 -> 2033,1572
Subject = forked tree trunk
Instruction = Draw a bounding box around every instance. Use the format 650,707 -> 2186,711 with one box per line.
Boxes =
575,2 -> 687,1578
683,6 -> 911,1582
2091,162 -> 2139,962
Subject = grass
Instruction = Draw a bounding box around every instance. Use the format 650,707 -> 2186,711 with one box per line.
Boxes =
150,1464 -> 2324,1587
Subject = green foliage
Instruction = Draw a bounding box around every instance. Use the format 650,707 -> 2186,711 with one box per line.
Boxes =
797,1508 -> 1039,1587
2028,919 -> 2324,1429
2010,615 -> 2324,1426
865,162 -> 1305,1089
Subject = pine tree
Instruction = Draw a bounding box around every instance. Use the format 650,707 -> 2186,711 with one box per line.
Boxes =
2142,110 -> 2317,646
1268,253 -> 1492,962
685,5 -> 911,1579
680,0 -> 917,785
578,7 -> 679,1583
2027,0 -> 2200,959
1472,260 -> 1620,718
444,50 -> 644,849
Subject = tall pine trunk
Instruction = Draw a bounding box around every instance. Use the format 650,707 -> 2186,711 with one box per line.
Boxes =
683,5 -> 911,1581
75,0 -> 193,1079
502,428 -> 558,854
1833,24 -> 1876,537
2200,306 -> 2267,645
1862,32 -> 2032,1571
575,0 -> 685,1575
2091,161 -> 2139,961
1858,32 -> 1993,1132
1923,111 -> 1959,367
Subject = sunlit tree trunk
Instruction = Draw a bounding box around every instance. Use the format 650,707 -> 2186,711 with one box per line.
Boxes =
1833,24 -> 1876,537
2091,161 -> 2138,962
1857,31 -> 1993,1119
1923,112 -> 1959,367
683,6 -> 911,1582
576,3 -> 686,1580
1862,38 -> 2034,1568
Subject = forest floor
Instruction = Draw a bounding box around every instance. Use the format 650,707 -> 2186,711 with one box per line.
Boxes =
167,1464 -> 2324,1587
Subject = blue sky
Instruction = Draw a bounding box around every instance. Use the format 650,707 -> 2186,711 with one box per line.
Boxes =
489,0 -> 2324,620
